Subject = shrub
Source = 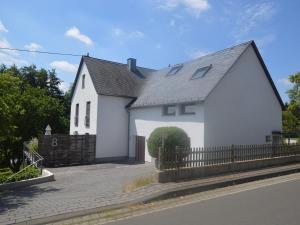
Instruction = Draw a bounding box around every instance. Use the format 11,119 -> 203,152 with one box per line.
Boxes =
147,127 -> 190,159
0,166 -> 41,184
0,168 -> 13,183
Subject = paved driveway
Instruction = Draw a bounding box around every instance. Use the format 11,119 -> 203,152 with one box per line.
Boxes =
0,163 -> 155,224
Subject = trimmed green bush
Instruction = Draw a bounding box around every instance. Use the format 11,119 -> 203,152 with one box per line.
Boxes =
147,127 -> 190,158
0,166 -> 41,184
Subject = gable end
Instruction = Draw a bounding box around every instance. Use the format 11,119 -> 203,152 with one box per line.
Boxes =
250,41 -> 285,110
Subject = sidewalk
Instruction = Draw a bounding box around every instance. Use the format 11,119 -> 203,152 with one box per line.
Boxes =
1,163 -> 300,225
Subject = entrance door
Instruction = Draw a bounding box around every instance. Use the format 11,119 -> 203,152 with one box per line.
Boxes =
135,136 -> 145,162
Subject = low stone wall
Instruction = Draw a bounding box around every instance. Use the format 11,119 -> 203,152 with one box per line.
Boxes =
0,169 -> 55,190
157,155 -> 300,183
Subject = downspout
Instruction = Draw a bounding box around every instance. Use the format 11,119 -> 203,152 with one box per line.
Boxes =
125,98 -> 137,161
126,107 -> 130,160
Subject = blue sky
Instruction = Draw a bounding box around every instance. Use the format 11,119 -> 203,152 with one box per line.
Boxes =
0,0 -> 299,102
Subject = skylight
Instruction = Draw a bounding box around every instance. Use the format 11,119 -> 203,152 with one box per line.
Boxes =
191,65 -> 212,79
167,65 -> 183,76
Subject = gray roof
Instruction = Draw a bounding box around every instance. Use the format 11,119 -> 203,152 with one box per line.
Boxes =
131,41 -> 252,107
72,41 -> 284,109
82,56 -> 154,98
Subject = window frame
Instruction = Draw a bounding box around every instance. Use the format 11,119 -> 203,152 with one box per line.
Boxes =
82,74 -> 85,89
75,103 -> 79,127
191,64 -> 212,80
85,101 -> 91,128
180,103 -> 196,115
167,65 -> 183,76
162,105 -> 176,116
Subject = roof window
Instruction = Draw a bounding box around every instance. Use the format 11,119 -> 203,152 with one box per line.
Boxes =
191,64 -> 212,79
167,64 -> 183,76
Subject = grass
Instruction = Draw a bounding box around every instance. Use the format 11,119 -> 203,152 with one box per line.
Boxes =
0,166 -> 41,184
123,176 -> 156,193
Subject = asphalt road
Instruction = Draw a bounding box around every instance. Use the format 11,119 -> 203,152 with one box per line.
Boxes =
108,177 -> 300,225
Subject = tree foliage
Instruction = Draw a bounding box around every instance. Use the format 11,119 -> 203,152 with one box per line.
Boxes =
0,64 -> 70,171
147,127 -> 190,158
283,72 -> 300,137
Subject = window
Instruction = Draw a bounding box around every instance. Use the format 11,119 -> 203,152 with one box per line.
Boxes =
265,135 -> 271,143
85,101 -> 91,128
167,65 -> 183,76
163,105 -> 176,116
191,65 -> 212,79
82,74 -> 85,89
180,103 -> 196,115
75,104 -> 79,127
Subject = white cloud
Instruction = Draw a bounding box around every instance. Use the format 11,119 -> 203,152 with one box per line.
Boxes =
112,28 -> 145,41
256,34 -> 276,48
59,81 -> 70,93
0,20 -> 8,33
65,26 -> 93,45
277,78 -> 292,86
235,2 -> 276,38
50,61 -> 78,73
0,38 -> 28,66
190,49 -> 210,59
129,31 -> 145,39
24,42 -> 42,51
158,0 -> 210,17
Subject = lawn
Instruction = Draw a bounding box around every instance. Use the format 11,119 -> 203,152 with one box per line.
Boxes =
0,166 -> 41,184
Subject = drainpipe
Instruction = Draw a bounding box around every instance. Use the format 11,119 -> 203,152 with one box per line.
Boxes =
125,98 -> 137,161
126,107 -> 130,160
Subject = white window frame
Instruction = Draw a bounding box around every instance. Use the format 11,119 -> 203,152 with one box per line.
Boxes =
180,103 -> 196,115
163,105 -> 176,116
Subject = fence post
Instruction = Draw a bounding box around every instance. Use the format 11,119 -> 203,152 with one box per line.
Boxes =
231,144 -> 235,163
158,147 -> 162,170
175,146 -> 179,169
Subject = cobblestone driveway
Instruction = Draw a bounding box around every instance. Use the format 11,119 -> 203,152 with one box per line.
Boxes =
0,163 -> 155,225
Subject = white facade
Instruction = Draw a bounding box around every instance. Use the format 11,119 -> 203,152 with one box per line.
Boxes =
70,44 -> 282,163
69,63 -> 133,160
204,46 -> 282,146
129,104 -> 204,162
70,62 -> 98,135
128,46 -> 282,162
96,95 -> 132,159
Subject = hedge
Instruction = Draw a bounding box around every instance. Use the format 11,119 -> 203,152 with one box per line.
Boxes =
147,127 -> 190,159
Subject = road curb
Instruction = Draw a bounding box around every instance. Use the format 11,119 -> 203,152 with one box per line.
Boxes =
15,163 -> 300,225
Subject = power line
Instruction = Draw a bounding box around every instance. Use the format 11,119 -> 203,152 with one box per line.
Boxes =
0,47 -> 83,57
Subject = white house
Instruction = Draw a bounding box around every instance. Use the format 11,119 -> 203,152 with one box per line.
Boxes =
70,41 -> 284,163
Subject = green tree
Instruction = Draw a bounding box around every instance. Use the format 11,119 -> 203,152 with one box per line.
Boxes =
0,64 -> 71,170
0,72 -> 25,171
283,72 -> 300,136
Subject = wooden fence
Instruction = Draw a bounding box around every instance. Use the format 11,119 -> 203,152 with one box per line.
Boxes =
158,144 -> 300,170
38,134 -> 96,167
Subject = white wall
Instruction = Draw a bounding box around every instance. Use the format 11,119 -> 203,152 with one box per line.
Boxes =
204,45 -> 282,147
129,104 -> 205,162
70,63 -> 98,135
96,95 -> 132,159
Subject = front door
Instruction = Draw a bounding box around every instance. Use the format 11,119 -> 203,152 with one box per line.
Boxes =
135,136 -> 145,162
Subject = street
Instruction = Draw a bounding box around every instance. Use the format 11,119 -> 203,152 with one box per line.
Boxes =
107,175 -> 300,225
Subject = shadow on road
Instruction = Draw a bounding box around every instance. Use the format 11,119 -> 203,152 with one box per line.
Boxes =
0,185 -> 60,214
